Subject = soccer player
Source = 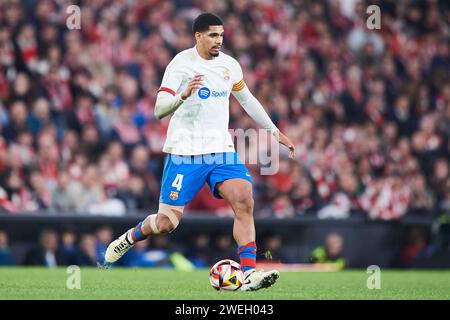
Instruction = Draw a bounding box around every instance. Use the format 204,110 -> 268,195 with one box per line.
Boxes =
104,13 -> 295,291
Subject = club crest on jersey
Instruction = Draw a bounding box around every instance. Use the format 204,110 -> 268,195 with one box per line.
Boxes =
223,70 -> 230,80
170,191 -> 179,201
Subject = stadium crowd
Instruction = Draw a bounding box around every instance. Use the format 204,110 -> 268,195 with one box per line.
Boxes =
0,0 -> 449,221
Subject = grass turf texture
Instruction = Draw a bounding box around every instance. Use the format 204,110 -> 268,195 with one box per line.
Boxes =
0,268 -> 449,299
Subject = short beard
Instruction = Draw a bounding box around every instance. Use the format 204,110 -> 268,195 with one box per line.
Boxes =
210,51 -> 219,57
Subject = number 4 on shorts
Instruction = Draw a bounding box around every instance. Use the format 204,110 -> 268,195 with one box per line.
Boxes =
171,174 -> 184,191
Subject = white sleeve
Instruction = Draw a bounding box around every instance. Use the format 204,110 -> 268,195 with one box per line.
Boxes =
154,91 -> 185,120
232,86 -> 279,134
158,57 -> 184,95
155,56 -> 186,120
229,58 -> 278,133
230,58 -> 244,85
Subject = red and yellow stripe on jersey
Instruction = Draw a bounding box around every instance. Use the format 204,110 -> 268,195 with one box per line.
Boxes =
232,79 -> 246,92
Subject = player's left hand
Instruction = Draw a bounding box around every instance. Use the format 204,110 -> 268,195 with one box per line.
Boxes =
275,131 -> 295,158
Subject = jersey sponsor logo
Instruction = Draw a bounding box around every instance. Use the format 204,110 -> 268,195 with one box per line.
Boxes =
211,90 -> 228,98
198,87 -> 228,99
198,87 -> 211,99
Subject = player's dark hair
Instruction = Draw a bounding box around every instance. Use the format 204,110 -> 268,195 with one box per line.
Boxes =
192,13 -> 223,34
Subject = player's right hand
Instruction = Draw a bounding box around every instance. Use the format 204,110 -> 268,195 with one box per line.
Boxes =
181,74 -> 204,100
275,131 -> 296,158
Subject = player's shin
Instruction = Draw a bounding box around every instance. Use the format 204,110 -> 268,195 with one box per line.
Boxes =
122,214 -> 159,246
104,205 -> 183,264
128,220 -> 148,243
233,210 -> 257,275
237,241 -> 257,276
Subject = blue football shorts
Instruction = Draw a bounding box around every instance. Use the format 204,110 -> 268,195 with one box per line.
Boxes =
159,152 -> 253,205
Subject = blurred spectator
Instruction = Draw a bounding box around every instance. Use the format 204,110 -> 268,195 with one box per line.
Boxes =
8,130 -> 35,171
214,233 -> 236,261
409,174 -> 435,213
310,233 -> 346,270
3,101 -> 29,143
79,124 -> 105,164
67,151 -> 88,181
0,168 -> 36,212
128,144 -> 160,203
387,94 -> 417,137
289,176 -> 318,215
317,193 -> 352,219
51,171 -> 78,212
186,233 -> 214,268
112,106 -> 142,150
57,227 -> 78,265
23,229 -> 63,267
95,225 -> 113,264
66,164 -> 105,213
400,227 -> 429,267
75,233 -> 98,266
35,131 -> 59,182
66,92 -> 96,135
27,98 -> 53,136
100,141 -> 129,195
261,233 -> 294,263
8,72 -> 38,106
28,169 -> 52,210
271,194 -> 295,218
121,238 -> 151,267
94,85 -> 120,136
121,238 -> 170,267
0,230 -> 14,265
430,211 -> 450,257
431,159 -> 449,203
146,236 -> 173,268
60,130 -> 79,165
360,173 -> 412,220
116,174 -> 153,211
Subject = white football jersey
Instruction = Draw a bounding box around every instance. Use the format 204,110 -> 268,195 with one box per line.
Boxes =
158,46 -> 246,155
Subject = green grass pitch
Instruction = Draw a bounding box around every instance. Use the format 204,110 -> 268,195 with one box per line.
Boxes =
0,268 -> 449,299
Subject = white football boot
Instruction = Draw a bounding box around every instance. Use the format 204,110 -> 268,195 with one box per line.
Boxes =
103,229 -> 135,265
240,269 -> 280,291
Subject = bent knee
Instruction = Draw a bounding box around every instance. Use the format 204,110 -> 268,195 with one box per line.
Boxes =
156,214 -> 176,233
155,204 -> 184,234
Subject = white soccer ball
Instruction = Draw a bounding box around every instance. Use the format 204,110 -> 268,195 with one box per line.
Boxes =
209,259 -> 244,291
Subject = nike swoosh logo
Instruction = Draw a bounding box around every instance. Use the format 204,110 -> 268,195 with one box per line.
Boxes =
245,173 -> 251,177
